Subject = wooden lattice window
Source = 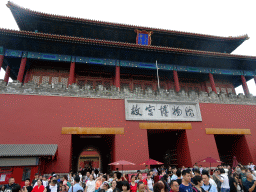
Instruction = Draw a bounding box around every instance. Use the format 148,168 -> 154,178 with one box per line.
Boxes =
51,77 -> 59,84
194,87 -> 200,93
216,87 -> 220,94
145,83 -> 153,90
42,76 -> 50,84
87,80 -> 94,89
188,87 -> 193,92
227,88 -> 233,94
78,80 -> 85,88
32,76 -> 40,84
95,80 -> 103,88
221,87 -> 227,93
133,83 -> 143,90
160,82 -> 167,90
103,81 -> 111,90
61,78 -> 68,87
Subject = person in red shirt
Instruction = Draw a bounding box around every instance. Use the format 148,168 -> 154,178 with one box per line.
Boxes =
31,179 -> 44,192
154,172 -> 160,183
130,175 -> 137,192
137,173 -> 149,191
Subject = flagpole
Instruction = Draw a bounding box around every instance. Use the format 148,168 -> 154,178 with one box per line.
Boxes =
156,60 -> 160,90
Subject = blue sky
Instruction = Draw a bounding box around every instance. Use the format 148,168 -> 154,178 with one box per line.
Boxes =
0,0 -> 255,95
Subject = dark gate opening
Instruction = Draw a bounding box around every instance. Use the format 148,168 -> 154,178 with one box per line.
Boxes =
214,134 -> 252,165
71,135 -> 114,174
147,129 -> 192,168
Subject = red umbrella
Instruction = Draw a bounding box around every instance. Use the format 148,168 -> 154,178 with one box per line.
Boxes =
140,159 -> 164,165
232,156 -> 239,169
108,160 -> 135,173
198,157 -> 222,172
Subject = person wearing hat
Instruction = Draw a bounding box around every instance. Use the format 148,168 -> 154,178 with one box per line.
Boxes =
102,182 -> 109,192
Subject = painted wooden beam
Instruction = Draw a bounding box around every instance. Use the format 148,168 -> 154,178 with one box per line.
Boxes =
205,128 -> 251,135
139,123 -> 192,130
61,127 -> 124,134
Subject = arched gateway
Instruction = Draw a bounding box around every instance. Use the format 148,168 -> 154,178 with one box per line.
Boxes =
71,135 -> 114,173
78,148 -> 101,171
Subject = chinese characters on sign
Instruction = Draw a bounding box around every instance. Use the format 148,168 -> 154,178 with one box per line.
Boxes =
145,105 -> 155,116
131,104 -> 142,116
159,105 -> 169,117
125,99 -> 202,121
138,33 -> 149,45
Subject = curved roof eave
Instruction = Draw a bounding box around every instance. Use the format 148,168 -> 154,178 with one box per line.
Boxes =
0,28 -> 256,61
6,1 -> 249,42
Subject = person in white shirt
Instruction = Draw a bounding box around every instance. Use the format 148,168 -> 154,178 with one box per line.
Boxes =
68,172 -> 72,182
224,168 -> 229,176
49,180 -> 58,192
209,177 -> 218,188
250,162 -> 255,171
199,165 -> 203,174
171,167 -> 178,181
78,172 -> 83,182
146,173 -> 154,192
42,176 -> 48,188
219,168 -> 230,192
85,175 -> 95,192
253,170 -> 256,178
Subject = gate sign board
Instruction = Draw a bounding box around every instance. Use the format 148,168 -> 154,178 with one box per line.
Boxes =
125,99 -> 202,121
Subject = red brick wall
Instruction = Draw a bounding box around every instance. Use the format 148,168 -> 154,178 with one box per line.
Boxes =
0,94 -> 255,173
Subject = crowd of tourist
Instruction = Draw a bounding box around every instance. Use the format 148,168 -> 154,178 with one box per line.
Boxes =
2,162 -> 256,192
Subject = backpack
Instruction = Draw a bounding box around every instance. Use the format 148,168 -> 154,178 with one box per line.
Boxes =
192,187 -> 198,192
203,184 -> 212,192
